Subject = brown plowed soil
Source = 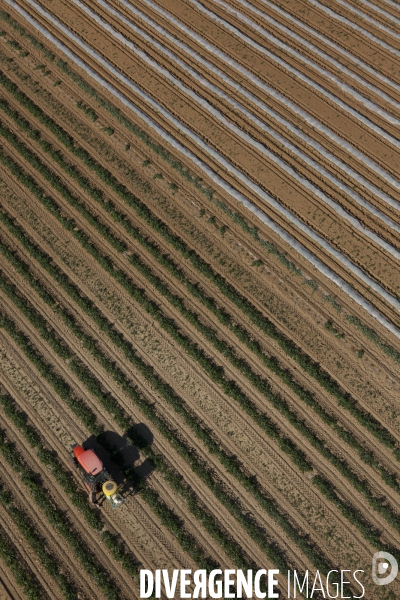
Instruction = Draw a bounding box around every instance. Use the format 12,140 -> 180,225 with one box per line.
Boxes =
0,0 -> 399,598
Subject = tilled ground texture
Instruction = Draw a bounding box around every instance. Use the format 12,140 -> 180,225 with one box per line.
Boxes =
0,0 -> 399,598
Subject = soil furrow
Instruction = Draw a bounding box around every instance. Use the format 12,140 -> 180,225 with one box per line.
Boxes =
9,0 -> 399,331
0,202 -> 390,576
1,123 -> 398,468
0,2 -> 399,596
2,52 -> 396,399
0,27 -> 400,342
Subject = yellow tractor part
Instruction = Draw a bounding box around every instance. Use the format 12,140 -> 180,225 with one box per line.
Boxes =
102,480 -> 118,497
102,480 -> 124,508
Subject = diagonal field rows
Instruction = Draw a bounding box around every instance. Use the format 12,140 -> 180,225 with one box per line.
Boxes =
101,0 -> 400,220
0,23 -> 396,490
0,0 -> 399,597
0,48 -> 396,412
0,124 -> 398,580
306,0 -> 400,53
0,64 -> 396,474
0,191 -> 328,576
0,175 -> 318,580
0,106 -> 386,576
72,0 -> 400,254
5,0 -> 400,341
309,0 -> 400,40
182,0 -> 400,133
0,212 -> 372,592
0,98 -> 398,513
0,344 -> 213,580
0,42 -> 398,548
225,0 -> 400,100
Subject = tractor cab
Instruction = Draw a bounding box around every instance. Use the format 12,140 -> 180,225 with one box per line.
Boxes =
70,444 -> 125,508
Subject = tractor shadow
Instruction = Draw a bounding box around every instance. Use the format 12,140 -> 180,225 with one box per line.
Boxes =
83,423 -> 154,497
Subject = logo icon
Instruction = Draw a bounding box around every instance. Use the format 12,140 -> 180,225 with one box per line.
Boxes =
372,552 -> 398,586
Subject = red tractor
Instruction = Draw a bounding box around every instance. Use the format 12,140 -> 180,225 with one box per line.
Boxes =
69,444 -> 124,508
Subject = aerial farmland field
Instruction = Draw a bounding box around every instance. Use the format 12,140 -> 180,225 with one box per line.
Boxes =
0,0 -> 399,597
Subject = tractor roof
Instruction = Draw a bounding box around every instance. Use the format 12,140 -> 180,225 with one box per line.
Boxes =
77,449 -> 103,475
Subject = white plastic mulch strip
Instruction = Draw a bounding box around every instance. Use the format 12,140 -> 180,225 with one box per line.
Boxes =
184,0 -> 400,147
5,0 -> 400,340
93,0 -> 400,245
259,0 -> 400,98
231,0 -> 400,110
102,0 -> 400,221
307,0 -> 400,57
378,0 -> 400,8
355,0 -> 400,27
135,0 -> 400,192
209,0 -> 400,121
329,0 -> 400,36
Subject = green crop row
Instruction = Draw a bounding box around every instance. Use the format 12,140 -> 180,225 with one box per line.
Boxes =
346,316 -> 400,365
0,133 -> 396,557
0,294 -> 218,574
0,71 -> 394,459
0,523 -> 44,600
0,92 -> 396,510
324,320 -> 344,339
0,12 -> 55,60
0,393 -> 139,576
0,112 -> 398,531
313,476 -> 399,561
0,11 -> 214,198
0,18 -> 396,371
0,68 -> 396,556
0,255 -> 325,576
0,116 -> 127,253
0,477 -> 78,599
0,428 -> 120,600
76,99 -> 98,121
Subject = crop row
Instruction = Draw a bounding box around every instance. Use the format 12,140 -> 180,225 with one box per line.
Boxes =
0,121 -> 398,540
0,298 -> 219,575
0,131 -> 395,556
0,426 -> 120,599
1,38 -> 398,544
0,243 -> 325,576
0,19 -> 396,368
0,392 -> 139,576
0,260 -> 262,573
0,10 -> 213,197
0,105 -> 314,470
0,474 -> 78,599
1,213 -> 396,568
0,521 -> 44,600
0,68 -> 395,457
